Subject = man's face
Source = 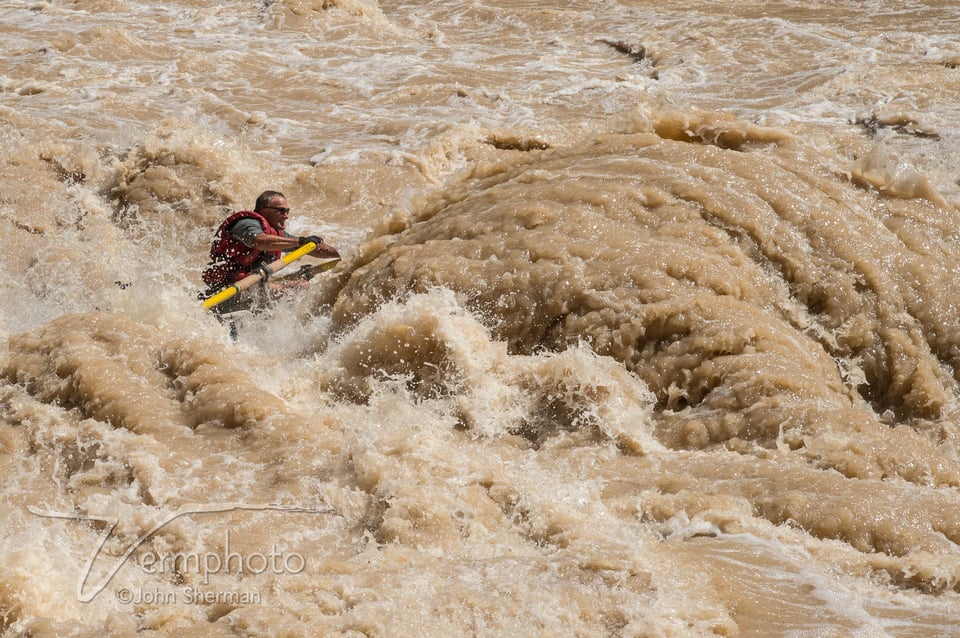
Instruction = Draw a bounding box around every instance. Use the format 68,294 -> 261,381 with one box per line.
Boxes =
259,197 -> 290,232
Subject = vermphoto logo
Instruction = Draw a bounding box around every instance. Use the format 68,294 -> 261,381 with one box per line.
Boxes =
29,502 -> 334,603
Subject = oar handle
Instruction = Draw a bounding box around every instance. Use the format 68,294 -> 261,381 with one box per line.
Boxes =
202,241 -> 325,310
202,284 -> 241,309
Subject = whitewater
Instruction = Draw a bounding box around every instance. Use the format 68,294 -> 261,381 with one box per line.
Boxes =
3,1 -> 960,635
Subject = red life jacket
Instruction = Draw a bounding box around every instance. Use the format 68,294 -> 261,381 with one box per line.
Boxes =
202,211 -> 282,288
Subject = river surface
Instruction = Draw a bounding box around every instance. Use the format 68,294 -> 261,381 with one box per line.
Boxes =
3,1 -> 960,636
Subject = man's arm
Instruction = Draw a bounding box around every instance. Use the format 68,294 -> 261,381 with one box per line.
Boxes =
250,233 -> 302,252
254,234 -> 339,259
231,219 -> 339,258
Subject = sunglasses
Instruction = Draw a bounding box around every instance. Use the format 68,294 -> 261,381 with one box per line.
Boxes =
264,206 -> 290,214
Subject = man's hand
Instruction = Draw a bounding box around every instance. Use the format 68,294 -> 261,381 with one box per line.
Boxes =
302,235 -> 340,259
298,235 -> 324,248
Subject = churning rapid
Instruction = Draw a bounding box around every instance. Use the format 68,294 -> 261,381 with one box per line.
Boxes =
4,1 -> 960,636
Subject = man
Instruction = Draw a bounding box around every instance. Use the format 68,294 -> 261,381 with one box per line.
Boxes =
202,190 -> 340,311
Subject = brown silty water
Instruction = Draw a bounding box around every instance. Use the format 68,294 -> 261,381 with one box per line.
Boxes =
2,0 -> 960,636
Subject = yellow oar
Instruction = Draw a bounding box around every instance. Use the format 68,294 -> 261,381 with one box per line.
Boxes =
202,242 -> 337,310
